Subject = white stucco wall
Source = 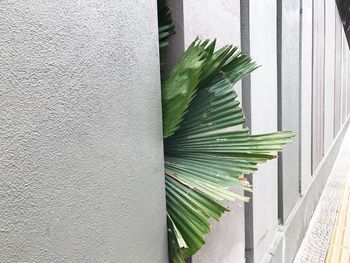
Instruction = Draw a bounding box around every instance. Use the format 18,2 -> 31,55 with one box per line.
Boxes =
0,1 -> 167,262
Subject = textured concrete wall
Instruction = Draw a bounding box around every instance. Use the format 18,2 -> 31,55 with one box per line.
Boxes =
0,1 -> 167,263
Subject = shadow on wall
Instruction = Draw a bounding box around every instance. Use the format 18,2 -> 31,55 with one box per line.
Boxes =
336,0 -> 350,46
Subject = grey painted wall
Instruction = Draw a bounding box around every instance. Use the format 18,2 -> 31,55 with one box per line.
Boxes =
0,1 -> 167,262
312,0 -> 326,171
278,0 -> 301,223
162,0 -> 185,76
244,0 -> 280,262
347,47 -> 350,116
300,0 -> 313,194
342,33 -> 348,123
335,13 -> 343,135
324,0 -> 336,153
275,2 -> 350,262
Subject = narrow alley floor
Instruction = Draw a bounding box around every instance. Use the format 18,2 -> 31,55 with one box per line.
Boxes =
294,127 -> 350,263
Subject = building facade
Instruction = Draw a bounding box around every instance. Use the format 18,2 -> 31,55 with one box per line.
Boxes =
1,0 -> 350,263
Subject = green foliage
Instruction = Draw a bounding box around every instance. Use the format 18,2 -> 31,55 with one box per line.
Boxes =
162,41 -> 206,138
157,1 -> 294,262
162,39 -> 294,262
158,0 -> 175,64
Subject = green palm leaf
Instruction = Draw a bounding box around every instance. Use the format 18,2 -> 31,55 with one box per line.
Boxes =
162,41 -> 207,138
158,0 -> 175,65
162,39 -> 294,262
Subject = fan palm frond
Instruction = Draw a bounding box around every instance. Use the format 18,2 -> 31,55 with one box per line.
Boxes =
158,0 -> 175,64
162,39 -> 295,262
